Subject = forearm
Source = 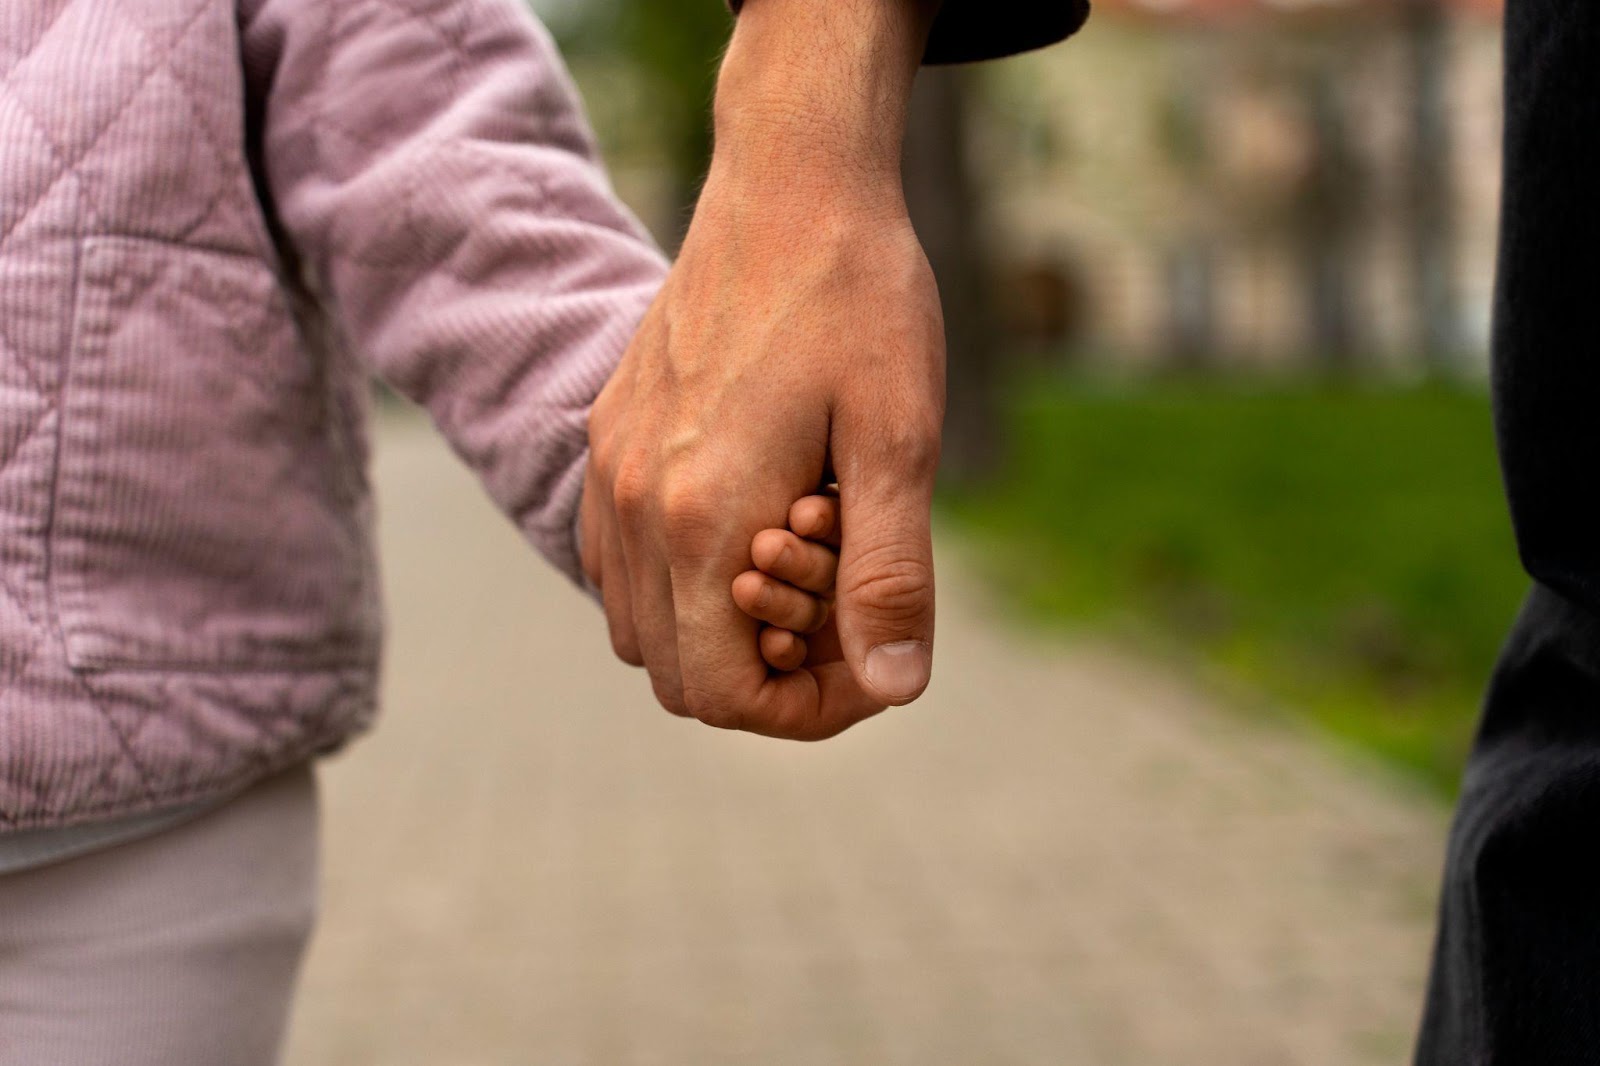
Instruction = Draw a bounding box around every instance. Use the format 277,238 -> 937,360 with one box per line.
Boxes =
711,0 -> 940,206
243,0 -> 668,583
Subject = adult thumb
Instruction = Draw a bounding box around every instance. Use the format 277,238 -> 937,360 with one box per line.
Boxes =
833,429 -> 940,706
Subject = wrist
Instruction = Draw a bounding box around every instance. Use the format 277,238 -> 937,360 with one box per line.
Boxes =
713,0 -> 939,192
687,162 -> 923,281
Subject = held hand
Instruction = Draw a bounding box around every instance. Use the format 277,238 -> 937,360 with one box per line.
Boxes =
736,494 -> 846,674
581,172 -> 945,740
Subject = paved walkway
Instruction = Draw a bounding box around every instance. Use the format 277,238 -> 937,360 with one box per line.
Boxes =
285,414 -> 1448,1066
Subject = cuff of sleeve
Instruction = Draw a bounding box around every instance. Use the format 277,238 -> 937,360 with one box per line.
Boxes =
725,1 -> 1090,65
925,1 -> 1090,64
571,482 -> 604,606
517,441 -> 603,604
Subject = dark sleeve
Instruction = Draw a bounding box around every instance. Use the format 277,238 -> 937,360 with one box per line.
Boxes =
727,1 -> 1089,64
924,1 -> 1089,64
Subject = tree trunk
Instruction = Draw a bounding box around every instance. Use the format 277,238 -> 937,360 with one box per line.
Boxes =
902,66 -> 1004,487
1299,66 -> 1363,367
1404,0 -> 1460,370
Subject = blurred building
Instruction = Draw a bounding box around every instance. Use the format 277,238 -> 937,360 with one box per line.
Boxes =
977,0 -> 1505,371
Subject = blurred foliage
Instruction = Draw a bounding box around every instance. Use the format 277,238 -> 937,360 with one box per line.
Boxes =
551,0 -> 733,221
943,375 -> 1523,797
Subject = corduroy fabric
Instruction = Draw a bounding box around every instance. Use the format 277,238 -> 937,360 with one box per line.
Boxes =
0,0 -> 668,831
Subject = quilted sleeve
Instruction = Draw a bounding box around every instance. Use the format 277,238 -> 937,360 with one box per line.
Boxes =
238,0 -> 668,587
726,0 -> 1090,64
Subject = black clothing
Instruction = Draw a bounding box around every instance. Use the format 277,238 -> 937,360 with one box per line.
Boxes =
726,1 -> 1090,65
923,1 -> 1089,64
1415,2 -> 1600,1062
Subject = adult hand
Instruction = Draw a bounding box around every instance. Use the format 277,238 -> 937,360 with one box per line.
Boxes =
581,0 -> 945,739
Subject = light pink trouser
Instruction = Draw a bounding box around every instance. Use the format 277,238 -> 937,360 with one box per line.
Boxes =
0,764 -> 318,1066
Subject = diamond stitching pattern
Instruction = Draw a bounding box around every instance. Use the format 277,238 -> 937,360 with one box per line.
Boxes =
0,1 -> 74,85
0,0 -> 491,829
0,0 -> 215,255
109,5 -> 253,246
0,0 -> 227,821
0,0 -> 313,827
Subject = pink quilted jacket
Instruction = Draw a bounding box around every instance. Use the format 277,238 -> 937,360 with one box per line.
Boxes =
0,0 -> 667,830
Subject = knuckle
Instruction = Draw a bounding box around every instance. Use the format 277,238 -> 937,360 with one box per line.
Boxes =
611,460 -> 654,523
660,476 -> 718,539
848,405 -> 943,479
893,421 -> 943,479
841,550 -> 933,628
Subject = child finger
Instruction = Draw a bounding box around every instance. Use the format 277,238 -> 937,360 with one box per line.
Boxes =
788,494 -> 841,548
760,626 -> 808,672
731,571 -> 831,634
750,529 -> 838,594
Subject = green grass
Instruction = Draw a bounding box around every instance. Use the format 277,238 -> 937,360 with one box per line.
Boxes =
940,375 -> 1527,797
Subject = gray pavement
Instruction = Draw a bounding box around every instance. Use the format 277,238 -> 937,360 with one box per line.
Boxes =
284,413 -> 1448,1066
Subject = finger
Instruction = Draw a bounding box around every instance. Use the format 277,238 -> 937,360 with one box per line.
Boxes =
750,529 -> 838,594
599,507 -> 643,668
830,417 -> 940,706
731,570 -> 831,634
802,614 -> 844,668
748,661 -> 889,740
584,444 -> 644,666
579,469 -> 604,591
616,482 -> 688,716
759,626 -> 808,672
685,652 -> 888,740
669,513 -> 885,741
789,494 -> 842,548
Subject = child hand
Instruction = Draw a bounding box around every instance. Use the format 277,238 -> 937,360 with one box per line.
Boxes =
732,494 -> 841,673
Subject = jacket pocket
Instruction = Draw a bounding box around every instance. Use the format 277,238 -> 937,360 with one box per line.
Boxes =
51,236 -> 377,673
